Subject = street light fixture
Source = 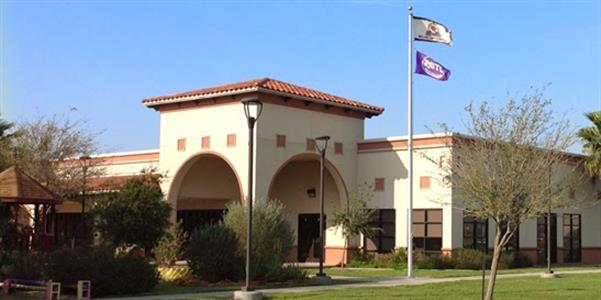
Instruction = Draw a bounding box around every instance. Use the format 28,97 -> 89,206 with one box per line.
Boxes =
241,97 -> 263,293
314,135 -> 330,279
79,155 -> 92,245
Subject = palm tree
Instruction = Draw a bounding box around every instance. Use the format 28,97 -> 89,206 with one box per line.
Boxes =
578,111 -> 601,177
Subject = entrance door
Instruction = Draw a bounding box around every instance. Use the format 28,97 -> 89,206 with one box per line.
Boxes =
176,209 -> 225,236
537,213 -> 557,264
298,214 -> 323,262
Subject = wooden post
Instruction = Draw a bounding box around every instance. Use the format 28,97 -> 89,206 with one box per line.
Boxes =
77,280 -> 91,300
33,204 -> 40,249
2,279 -> 12,295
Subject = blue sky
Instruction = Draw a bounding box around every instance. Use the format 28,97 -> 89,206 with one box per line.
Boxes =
1,0 -> 600,153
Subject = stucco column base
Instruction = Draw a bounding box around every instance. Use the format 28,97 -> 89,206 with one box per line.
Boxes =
540,272 -> 558,279
312,274 -> 332,284
233,290 -> 263,300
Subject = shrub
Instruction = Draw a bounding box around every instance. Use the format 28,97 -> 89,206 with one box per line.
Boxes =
93,175 -> 171,250
414,252 -> 455,269
5,251 -> 47,279
155,221 -> 187,266
6,247 -> 158,297
223,200 -> 295,280
223,200 -> 294,262
266,264 -> 306,282
498,251 -> 533,269
109,254 -> 159,296
184,224 -> 243,283
452,248 -> 490,270
348,249 -> 407,269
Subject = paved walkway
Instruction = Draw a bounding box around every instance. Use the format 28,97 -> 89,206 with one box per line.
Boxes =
101,269 -> 601,300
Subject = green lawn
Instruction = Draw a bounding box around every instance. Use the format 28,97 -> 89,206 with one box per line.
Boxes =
304,264 -> 601,278
147,278 -> 364,296
263,273 -> 601,300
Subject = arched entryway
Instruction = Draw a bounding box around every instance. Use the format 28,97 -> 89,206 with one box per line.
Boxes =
268,153 -> 347,262
169,152 -> 243,235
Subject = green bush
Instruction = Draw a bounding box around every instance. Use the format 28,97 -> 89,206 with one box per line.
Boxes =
184,224 -> 243,283
498,251 -> 533,269
452,248 -> 490,270
4,251 -> 47,279
223,200 -> 295,280
223,200 -> 294,262
348,249 -> 407,269
93,176 -> 171,250
414,252 -> 455,269
267,264 -> 306,282
5,247 -> 158,297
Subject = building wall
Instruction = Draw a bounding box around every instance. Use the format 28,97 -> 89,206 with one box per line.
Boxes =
157,101 -> 250,222
357,137 -> 455,250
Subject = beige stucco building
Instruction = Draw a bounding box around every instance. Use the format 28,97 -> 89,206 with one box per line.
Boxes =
56,78 -> 601,265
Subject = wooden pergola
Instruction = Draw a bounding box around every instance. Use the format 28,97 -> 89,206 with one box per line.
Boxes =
0,166 -> 63,250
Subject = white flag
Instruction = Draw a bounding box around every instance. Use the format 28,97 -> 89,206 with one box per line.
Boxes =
412,16 -> 452,46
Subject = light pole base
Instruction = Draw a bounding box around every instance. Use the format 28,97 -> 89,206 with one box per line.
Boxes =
234,290 -> 263,300
540,272 -> 557,279
313,274 -> 332,284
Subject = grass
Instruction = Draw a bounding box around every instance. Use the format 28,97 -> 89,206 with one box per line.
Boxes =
146,278 -> 364,296
263,273 -> 601,300
304,264 -> 601,279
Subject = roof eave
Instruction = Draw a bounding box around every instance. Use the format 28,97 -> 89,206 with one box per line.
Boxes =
143,87 -> 384,116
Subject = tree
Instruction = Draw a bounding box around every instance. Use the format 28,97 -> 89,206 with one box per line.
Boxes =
10,114 -> 104,198
578,111 -> 601,177
93,172 -> 171,251
332,185 -> 376,268
0,116 -> 17,246
0,116 -> 18,171
436,90 -> 577,300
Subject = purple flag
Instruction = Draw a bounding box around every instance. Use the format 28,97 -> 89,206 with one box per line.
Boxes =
415,51 -> 451,81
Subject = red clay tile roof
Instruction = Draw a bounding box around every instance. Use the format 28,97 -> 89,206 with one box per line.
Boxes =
142,78 -> 384,114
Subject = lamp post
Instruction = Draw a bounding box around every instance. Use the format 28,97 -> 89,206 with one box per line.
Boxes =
79,155 -> 91,245
315,135 -> 330,279
241,97 -> 263,292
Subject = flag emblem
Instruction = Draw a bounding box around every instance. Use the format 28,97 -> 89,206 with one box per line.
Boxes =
415,51 -> 451,81
412,16 -> 452,46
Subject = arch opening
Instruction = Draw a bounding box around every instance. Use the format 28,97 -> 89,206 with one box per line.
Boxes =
268,154 -> 347,262
171,153 -> 242,235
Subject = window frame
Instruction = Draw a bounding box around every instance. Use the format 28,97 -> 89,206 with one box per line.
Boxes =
363,209 -> 396,253
412,209 -> 443,254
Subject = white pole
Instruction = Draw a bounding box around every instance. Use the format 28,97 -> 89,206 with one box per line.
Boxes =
407,5 -> 414,279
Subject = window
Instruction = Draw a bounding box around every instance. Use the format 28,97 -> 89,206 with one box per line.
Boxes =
374,178 -> 385,192
177,138 -> 186,151
463,214 -> 488,251
563,214 -> 581,262
364,209 -> 395,253
306,138 -> 316,151
537,213 -> 557,264
201,136 -> 210,149
227,134 -> 236,147
419,176 -> 431,189
335,142 -> 343,155
276,134 -> 286,148
413,209 -> 442,254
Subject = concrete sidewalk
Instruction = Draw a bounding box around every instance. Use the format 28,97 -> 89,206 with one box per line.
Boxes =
101,269 -> 601,300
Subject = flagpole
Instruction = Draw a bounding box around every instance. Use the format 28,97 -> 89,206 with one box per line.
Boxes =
407,5 -> 414,279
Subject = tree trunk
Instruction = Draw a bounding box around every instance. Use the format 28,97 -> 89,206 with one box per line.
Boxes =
485,228 -> 503,300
